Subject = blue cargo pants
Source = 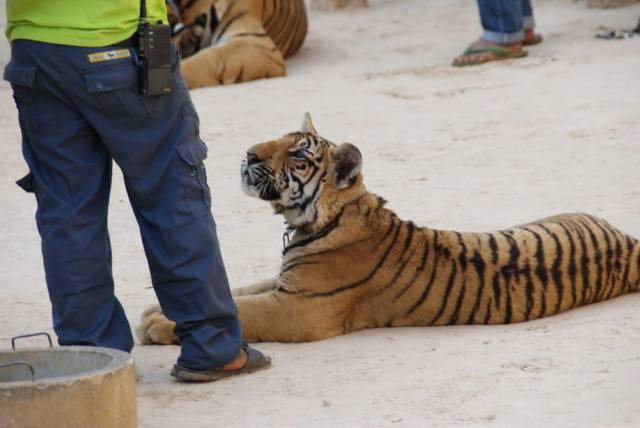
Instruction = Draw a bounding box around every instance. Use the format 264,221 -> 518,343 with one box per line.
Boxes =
4,39 -> 242,370
477,0 -> 536,44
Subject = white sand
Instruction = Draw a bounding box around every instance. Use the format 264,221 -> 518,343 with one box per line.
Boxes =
1,1 -> 640,426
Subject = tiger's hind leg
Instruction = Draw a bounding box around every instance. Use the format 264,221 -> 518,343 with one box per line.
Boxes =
180,26 -> 286,89
136,305 -> 179,345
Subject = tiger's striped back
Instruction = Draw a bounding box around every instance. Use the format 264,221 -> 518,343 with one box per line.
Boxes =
347,209 -> 640,328
168,0 -> 307,88
170,0 -> 307,59
278,194 -> 640,331
259,0 -> 308,58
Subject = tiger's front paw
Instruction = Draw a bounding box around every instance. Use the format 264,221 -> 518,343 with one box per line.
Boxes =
136,304 -> 180,345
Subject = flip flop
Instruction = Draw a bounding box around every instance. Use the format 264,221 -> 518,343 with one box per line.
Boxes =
453,45 -> 528,67
170,344 -> 272,382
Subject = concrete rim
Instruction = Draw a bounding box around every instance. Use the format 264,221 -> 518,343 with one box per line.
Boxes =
0,346 -> 134,389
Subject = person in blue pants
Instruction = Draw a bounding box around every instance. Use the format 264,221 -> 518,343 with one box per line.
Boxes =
5,1 -> 270,382
453,0 -> 543,67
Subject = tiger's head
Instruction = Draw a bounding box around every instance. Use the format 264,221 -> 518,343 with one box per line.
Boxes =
241,114 -> 365,232
166,0 -> 218,58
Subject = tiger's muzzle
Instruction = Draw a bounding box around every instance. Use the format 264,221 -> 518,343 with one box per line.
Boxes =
241,152 -> 281,201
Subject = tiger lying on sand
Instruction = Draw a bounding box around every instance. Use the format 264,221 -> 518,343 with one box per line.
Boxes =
138,114 -> 640,344
167,0 -> 307,89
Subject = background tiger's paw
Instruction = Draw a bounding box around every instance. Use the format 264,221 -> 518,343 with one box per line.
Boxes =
136,306 -> 180,345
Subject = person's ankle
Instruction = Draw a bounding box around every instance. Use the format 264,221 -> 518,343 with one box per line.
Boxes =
479,38 -> 521,48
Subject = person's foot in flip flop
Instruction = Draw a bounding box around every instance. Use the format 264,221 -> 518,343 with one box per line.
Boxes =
170,343 -> 271,382
523,28 -> 543,46
452,38 -> 527,67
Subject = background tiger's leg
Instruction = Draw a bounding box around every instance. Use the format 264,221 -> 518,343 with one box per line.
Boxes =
236,292 -> 345,343
231,278 -> 277,297
180,36 -> 286,89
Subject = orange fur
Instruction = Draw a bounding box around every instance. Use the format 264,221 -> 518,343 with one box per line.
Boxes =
138,114 -> 640,344
168,0 -> 307,89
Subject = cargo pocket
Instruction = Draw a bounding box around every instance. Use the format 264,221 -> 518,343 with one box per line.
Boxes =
176,138 -> 211,216
3,61 -> 38,128
83,61 -> 158,126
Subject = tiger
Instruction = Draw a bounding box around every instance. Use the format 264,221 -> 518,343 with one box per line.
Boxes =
137,113 -> 640,344
166,0 -> 307,89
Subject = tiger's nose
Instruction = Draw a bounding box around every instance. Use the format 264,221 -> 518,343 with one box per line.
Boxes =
246,151 -> 261,166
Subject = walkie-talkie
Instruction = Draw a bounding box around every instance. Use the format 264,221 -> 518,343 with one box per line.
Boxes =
138,0 -> 172,96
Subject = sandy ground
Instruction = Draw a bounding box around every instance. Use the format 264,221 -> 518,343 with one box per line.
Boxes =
1,0 -> 640,426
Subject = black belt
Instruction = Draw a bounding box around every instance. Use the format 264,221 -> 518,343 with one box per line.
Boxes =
113,33 -> 138,48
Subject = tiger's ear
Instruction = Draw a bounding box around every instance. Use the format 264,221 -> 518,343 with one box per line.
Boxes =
331,143 -> 362,190
300,112 -> 318,135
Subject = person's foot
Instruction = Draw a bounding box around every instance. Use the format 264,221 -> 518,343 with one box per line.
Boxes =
452,38 -> 527,67
170,344 -> 271,382
523,28 -> 543,46
220,348 -> 248,370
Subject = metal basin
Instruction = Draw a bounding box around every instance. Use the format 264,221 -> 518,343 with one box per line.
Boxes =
0,345 -> 136,428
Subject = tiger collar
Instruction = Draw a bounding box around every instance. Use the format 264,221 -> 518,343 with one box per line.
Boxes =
282,224 -> 295,251
281,190 -> 369,254
282,186 -> 370,255
282,213 -> 343,255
